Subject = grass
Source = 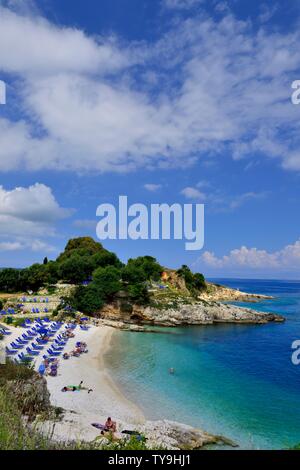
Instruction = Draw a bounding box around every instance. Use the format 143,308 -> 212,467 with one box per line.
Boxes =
0,386 -> 53,450
0,359 -> 35,385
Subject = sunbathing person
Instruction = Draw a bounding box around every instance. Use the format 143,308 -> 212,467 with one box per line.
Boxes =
61,381 -> 93,393
104,417 -> 117,432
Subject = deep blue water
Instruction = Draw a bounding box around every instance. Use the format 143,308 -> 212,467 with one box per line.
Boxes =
106,279 -> 300,449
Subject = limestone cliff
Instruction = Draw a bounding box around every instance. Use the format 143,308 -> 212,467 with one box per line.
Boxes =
99,298 -> 284,327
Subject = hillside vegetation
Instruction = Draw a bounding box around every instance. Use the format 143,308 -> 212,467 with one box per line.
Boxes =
0,237 -> 206,316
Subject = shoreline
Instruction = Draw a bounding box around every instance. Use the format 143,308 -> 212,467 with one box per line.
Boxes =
42,325 -> 145,442
1,323 -> 146,442
1,321 -> 241,448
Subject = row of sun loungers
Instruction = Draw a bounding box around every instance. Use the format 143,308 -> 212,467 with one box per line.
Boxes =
3,318 -> 90,371
31,308 -> 49,313
1,308 -> 17,315
6,321 -> 64,362
0,327 -> 11,336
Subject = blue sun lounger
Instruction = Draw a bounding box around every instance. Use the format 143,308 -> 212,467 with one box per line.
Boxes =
26,347 -> 39,356
6,346 -> 18,355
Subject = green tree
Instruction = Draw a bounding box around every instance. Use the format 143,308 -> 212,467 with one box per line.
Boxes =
59,255 -> 94,284
70,285 -> 105,314
0,269 -> 22,293
125,256 -> 163,282
93,266 -> 122,302
44,261 -> 60,284
177,265 -> 206,292
193,272 -> 206,290
92,251 -> 122,270
56,237 -> 105,262
127,283 -> 150,305
122,264 -> 146,284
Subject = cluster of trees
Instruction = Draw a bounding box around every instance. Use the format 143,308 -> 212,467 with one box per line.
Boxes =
176,265 -> 206,292
0,237 -> 165,314
0,265 -> 55,293
68,255 -> 162,314
0,238 -> 121,293
0,237 -> 206,316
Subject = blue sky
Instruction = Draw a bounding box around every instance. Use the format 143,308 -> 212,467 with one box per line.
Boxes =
0,0 -> 300,279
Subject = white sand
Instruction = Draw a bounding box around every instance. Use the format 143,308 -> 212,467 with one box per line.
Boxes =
1,322 -> 145,441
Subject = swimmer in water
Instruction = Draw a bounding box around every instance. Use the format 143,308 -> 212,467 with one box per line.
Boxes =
169,368 -> 175,375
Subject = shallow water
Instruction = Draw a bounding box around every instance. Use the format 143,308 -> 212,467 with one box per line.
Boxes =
106,279 -> 300,449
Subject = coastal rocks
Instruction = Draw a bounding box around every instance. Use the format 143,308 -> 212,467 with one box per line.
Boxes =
138,420 -> 237,450
96,293 -> 284,327
141,302 -> 284,326
199,283 -> 273,302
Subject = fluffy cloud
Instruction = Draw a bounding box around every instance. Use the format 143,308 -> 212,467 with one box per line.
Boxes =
181,187 -> 206,200
0,183 -> 71,222
0,239 -> 56,252
180,185 -> 267,210
0,241 -> 23,251
163,0 -> 203,10
0,7 -> 129,75
229,192 -> 268,210
144,183 -> 163,192
201,239 -> 300,272
0,183 -> 71,251
0,5 -> 300,173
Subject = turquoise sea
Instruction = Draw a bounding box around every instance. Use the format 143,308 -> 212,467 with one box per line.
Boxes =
106,279 -> 300,450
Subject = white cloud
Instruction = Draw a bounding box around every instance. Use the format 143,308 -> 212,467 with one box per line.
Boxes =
29,239 -> 56,252
214,2 -> 230,14
163,0 -> 203,9
0,183 -> 71,222
0,0 -> 39,15
229,191 -> 268,210
0,184 -> 69,256
0,7 -> 129,75
181,186 -> 267,210
73,219 -> 97,229
0,239 -> 56,252
258,3 -> 279,24
0,241 -> 23,251
0,184 -> 71,252
201,239 -> 300,273
0,6 -> 300,173
144,183 -> 163,192
181,186 -> 206,200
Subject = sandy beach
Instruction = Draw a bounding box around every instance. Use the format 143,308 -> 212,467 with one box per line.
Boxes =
1,322 -> 145,442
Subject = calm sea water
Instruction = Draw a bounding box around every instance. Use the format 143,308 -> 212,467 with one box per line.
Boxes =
106,279 -> 300,449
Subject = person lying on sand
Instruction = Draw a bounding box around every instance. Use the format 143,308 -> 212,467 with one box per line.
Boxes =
61,381 -> 93,393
